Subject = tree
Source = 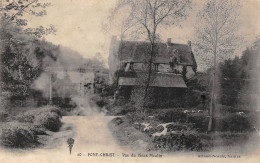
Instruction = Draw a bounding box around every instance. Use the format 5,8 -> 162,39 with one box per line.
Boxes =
194,0 -> 242,131
0,0 -> 57,101
1,0 -> 55,38
103,5 -> 138,85
111,0 -> 191,107
0,23 -> 58,98
219,57 -> 242,106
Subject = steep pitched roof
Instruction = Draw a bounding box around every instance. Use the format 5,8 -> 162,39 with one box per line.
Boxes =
118,41 -> 196,66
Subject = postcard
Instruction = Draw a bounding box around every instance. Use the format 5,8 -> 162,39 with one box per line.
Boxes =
0,0 -> 259,162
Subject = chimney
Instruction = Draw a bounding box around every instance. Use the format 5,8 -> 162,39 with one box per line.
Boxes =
187,40 -> 191,49
111,35 -> 117,42
167,38 -> 172,45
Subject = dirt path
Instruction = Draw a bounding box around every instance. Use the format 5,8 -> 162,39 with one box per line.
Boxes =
0,115 -> 132,163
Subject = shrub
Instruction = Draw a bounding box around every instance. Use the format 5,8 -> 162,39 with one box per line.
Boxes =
15,111 -> 35,123
117,104 -> 137,115
41,106 -> 62,118
222,114 -> 251,132
126,111 -> 145,124
52,97 -> 77,111
15,106 -> 62,132
111,117 -> 124,125
218,105 -> 235,114
188,115 -> 209,132
0,122 -> 39,148
15,106 -> 62,123
166,123 -> 194,132
34,112 -> 62,132
157,110 -> 187,123
152,132 -> 202,151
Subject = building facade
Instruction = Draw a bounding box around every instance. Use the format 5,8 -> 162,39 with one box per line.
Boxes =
108,36 -> 197,107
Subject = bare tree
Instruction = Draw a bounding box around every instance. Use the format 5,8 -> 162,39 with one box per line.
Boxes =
111,0 -> 191,107
194,0 -> 242,131
102,5 -> 137,85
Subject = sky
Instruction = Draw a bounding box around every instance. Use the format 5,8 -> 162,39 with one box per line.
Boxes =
25,0 -> 260,67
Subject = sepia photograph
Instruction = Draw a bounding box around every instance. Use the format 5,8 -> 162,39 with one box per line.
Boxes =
0,0 -> 260,162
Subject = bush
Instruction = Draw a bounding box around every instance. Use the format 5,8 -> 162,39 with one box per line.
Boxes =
34,112 -> 62,132
15,106 -> 62,132
0,122 -> 39,148
218,105 -> 236,114
15,111 -> 35,123
166,123 -> 194,132
152,132 -> 202,151
157,110 -> 187,123
41,106 -> 62,118
222,114 -> 251,132
126,111 -> 145,124
117,104 -> 137,115
52,97 -> 77,110
188,115 -> 209,132
111,117 -> 124,125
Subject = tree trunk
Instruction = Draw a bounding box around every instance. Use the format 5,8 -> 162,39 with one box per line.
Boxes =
143,42 -> 155,106
116,37 -> 124,86
208,49 -> 217,132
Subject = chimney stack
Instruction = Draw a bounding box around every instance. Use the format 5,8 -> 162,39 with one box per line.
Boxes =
167,38 -> 172,44
111,35 -> 117,42
166,38 -> 172,48
187,40 -> 191,49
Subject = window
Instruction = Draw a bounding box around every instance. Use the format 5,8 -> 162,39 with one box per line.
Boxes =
125,62 -> 134,71
129,62 -> 134,70
154,63 -> 159,71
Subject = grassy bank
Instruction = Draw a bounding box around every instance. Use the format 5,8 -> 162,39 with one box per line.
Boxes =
108,117 -> 152,151
108,109 -> 260,154
0,106 -> 62,148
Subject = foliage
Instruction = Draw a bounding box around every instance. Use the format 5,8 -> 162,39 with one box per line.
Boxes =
1,23 -> 58,100
1,0 -> 55,38
219,57 -> 245,106
126,111 -> 145,124
194,0 -> 242,68
0,122 -> 39,148
157,110 -> 187,123
222,114 -> 251,132
219,37 -> 260,108
194,0 -> 242,131
188,115 -> 209,132
52,97 -> 77,112
15,106 -> 62,132
34,112 -> 62,132
117,103 -> 137,115
151,132 -> 202,151
111,117 -> 124,125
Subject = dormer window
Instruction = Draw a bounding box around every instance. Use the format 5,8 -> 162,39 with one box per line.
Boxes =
169,56 -> 176,69
125,62 -> 134,72
129,62 -> 134,70
154,63 -> 159,71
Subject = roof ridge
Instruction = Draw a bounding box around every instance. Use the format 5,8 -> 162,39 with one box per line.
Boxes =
121,40 -> 188,46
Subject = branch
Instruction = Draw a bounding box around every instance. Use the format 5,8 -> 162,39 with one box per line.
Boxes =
155,4 -> 174,25
8,0 -> 37,23
155,0 -> 189,26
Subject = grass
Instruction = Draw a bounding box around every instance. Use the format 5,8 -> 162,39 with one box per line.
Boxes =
108,116 -> 151,150
109,108 -> 260,153
0,122 -> 39,148
0,105 -> 62,148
